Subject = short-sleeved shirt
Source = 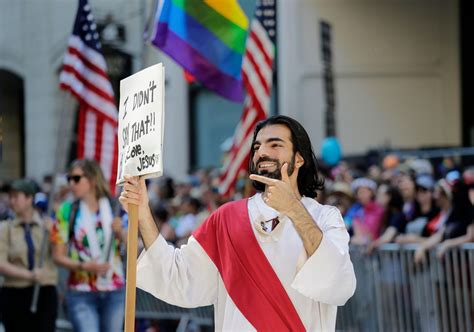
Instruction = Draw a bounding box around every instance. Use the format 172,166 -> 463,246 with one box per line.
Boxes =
51,201 -> 125,292
0,212 -> 58,288
387,211 -> 407,233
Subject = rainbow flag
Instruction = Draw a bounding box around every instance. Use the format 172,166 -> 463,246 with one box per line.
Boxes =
151,0 -> 249,102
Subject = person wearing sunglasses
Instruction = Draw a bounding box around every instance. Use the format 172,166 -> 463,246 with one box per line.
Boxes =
50,159 -> 126,332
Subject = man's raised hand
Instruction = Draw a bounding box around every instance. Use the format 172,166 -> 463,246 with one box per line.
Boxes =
249,163 -> 299,215
119,176 -> 149,218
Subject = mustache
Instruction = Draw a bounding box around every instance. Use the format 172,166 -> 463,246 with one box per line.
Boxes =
255,157 -> 279,165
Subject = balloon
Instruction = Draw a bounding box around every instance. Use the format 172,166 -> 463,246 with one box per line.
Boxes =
321,137 -> 342,166
382,154 -> 399,170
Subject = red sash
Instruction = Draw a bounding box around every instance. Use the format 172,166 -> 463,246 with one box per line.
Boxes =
193,199 -> 306,331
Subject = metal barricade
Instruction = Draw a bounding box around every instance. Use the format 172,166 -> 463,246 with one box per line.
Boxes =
17,244 -> 468,332
337,243 -> 474,332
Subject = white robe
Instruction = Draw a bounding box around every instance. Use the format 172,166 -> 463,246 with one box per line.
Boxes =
137,194 -> 356,331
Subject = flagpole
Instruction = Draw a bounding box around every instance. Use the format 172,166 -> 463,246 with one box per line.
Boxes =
30,92 -> 76,313
124,202 -> 139,332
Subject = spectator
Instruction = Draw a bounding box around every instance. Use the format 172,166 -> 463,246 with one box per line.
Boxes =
325,182 -> 353,219
153,205 -> 174,242
395,175 -> 439,244
462,167 -> 474,204
51,159 -> 126,332
423,179 -> 455,237
174,197 -> 202,246
346,178 -> 384,245
414,179 -> 473,263
412,175 -> 439,221
195,185 -> 221,229
34,191 -> 49,217
0,179 -> 58,332
436,223 -> 474,259
50,176 -> 71,214
368,185 -> 405,253
397,172 -> 417,222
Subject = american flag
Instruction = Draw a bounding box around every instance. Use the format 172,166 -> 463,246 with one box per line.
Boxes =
59,0 -> 118,194
219,0 -> 276,197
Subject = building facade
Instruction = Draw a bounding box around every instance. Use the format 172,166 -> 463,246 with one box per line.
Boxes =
0,0 -> 468,183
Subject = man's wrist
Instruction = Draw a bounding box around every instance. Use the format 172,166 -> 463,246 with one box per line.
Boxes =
138,204 -> 153,223
285,199 -> 306,221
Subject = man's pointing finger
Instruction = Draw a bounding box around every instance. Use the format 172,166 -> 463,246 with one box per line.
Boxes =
249,174 -> 276,185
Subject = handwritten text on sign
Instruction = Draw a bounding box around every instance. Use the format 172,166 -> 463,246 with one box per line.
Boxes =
117,63 -> 165,184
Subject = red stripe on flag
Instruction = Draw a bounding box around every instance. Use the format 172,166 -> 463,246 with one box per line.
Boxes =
220,104 -> 256,178
249,30 -> 273,68
77,106 -> 86,159
66,46 -> 110,79
244,49 -> 270,95
110,134 -> 118,196
62,65 -> 115,103
242,71 -> 267,118
60,84 -> 118,125
94,114 -> 104,161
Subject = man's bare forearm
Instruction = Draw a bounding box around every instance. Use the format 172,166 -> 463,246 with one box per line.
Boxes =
139,205 -> 160,250
286,201 -> 323,256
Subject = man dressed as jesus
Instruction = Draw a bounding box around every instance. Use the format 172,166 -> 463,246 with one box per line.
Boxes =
120,115 -> 356,331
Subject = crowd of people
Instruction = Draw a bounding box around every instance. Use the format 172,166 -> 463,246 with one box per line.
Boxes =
323,157 -> 474,262
0,153 -> 473,331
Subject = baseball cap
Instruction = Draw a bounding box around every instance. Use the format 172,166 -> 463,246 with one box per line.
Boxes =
446,170 -> 461,185
351,178 -> 377,192
437,178 -> 453,200
331,182 -> 353,198
415,174 -> 435,190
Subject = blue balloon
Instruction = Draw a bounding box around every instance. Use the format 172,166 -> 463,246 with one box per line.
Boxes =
321,137 -> 342,166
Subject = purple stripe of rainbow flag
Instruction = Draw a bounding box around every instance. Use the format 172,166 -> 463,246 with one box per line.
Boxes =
152,0 -> 249,102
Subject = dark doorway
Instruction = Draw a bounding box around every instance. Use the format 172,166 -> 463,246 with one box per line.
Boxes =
0,69 -> 24,180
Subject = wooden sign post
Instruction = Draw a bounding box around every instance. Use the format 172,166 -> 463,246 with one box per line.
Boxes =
117,63 -> 165,332
124,204 -> 138,332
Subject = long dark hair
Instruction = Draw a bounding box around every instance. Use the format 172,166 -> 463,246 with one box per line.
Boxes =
381,185 -> 405,229
249,115 -> 325,198
69,159 -> 110,200
450,181 -> 473,223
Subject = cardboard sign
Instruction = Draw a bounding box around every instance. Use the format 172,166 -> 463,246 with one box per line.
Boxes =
116,63 -> 165,185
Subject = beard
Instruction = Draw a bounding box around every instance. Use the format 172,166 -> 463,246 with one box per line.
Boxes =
250,154 -> 296,191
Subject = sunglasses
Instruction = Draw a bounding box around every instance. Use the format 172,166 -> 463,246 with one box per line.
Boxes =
67,175 -> 84,183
